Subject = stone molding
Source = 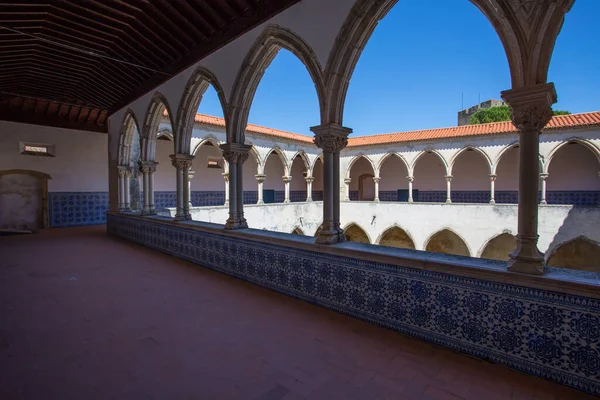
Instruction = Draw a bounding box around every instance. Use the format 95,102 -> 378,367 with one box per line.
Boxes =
311,124 -> 352,153
169,153 -> 194,170
501,83 -> 557,133
139,161 -> 158,174
220,143 -> 252,165
255,174 -> 266,183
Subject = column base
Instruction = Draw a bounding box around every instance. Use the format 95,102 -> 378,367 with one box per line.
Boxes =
489,200 -> 496,205
184,212 -> 192,221
223,201 -> 229,207
540,200 -> 547,205
173,210 -> 187,221
225,214 -> 248,230
408,198 -> 413,203
120,207 -> 132,213
283,199 -> 291,204
507,235 -> 545,275
445,199 -> 452,204
306,198 -> 312,202
374,198 -> 380,202
141,208 -> 152,216
316,222 -> 346,245
257,200 -> 264,205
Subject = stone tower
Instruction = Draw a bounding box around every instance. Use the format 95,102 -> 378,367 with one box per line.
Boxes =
458,99 -> 505,126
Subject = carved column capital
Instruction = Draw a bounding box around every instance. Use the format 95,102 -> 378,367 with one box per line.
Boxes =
170,153 -> 194,170
220,143 -> 252,165
255,174 -> 266,183
282,176 -> 292,183
117,166 -> 128,178
539,173 -> 549,180
344,178 -> 352,185
445,175 -> 453,182
310,124 -> 352,153
489,174 -> 497,181
222,172 -> 229,182
373,177 -> 381,184
188,170 -> 195,180
501,83 -> 557,133
406,176 -> 414,182
305,176 -> 315,183
139,161 -> 158,174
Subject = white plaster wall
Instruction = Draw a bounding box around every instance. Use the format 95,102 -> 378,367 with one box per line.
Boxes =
494,146 -> 519,190
0,121 -> 107,192
379,155 -> 409,190
312,159 -> 323,191
451,150 -> 491,190
243,155 -> 260,191
413,153 -> 447,191
290,157 -> 307,190
547,143 -> 600,190
154,139 -> 176,191
348,157 -> 375,191
191,144 -> 225,191
169,201 -> 600,261
264,153 -> 285,191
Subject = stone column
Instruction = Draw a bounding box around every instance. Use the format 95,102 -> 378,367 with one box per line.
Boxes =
539,173 -> 548,205
305,176 -> 314,202
501,83 -> 556,275
407,176 -> 414,203
140,161 -> 158,215
344,178 -> 351,201
445,175 -> 452,204
221,143 -> 252,230
489,174 -> 497,205
255,174 -> 266,204
117,166 -> 126,211
373,177 -> 381,202
170,154 -> 194,221
222,173 -> 229,206
188,170 -> 195,208
311,124 -> 352,245
283,176 -> 292,203
118,167 -> 132,212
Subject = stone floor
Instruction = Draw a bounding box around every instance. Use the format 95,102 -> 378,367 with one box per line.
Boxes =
0,226 -> 596,400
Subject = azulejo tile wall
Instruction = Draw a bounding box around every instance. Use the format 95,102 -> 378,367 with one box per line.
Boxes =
108,213 -> 599,395
49,192 -> 109,227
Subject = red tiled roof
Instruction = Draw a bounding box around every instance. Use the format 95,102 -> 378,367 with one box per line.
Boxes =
194,113 -> 313,143
186,111 -> 600,148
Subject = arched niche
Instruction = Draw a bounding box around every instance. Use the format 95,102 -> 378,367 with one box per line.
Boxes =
494,145 -> 519,204
242,147 -> 260,204
547,237 -> 600,272
379,154 -> 409,201
451,148 -> 491,203
546,142 -> 600,205
312,157 -> 324,201
344,223 -> 370,244
425,229 -> 470,257
480,233 -> 516,261
378,226 -> 415,250
348,156 -> 375,201
290,153 -> 308,201
263,150 -> 286,203
190,140 -> 225,205
413,152 -> 447,203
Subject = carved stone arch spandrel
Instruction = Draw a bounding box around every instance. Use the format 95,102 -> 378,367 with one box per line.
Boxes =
228,25 -> 326,143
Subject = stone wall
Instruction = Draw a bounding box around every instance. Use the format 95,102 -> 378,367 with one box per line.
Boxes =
457,99 -> 505,126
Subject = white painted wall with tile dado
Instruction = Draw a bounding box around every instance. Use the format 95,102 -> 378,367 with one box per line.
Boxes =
0,120 -> 108,192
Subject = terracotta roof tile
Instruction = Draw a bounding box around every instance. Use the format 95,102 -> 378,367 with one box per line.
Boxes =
185,111 -> 600,148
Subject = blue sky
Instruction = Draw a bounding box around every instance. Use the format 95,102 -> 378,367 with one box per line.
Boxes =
199,0 -> 599,137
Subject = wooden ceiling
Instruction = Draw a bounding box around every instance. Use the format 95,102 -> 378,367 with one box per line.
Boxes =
0,0 -> 300,132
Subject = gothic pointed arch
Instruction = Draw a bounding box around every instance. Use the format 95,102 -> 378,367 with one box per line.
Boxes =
376,153 -> 410,177
377,225 -> 415,250
346,154 -> 376,179
546,236 -> 600,272
544,138 -> 600,174
118,110 -> 141,167
228,24 -> 326,143
324,0 -> 574,125
449,146 -> 493,175
141,92 -> 175,162
191,135 -> 221,156
411,150 -> 449,177
343,223 -> 371,244
290,150 -> 310,172
263,147 -> 290,176
479,232 -> 516,261
175,67 -> 228,155
425,228 -> 470,257
492,141 -> 519,174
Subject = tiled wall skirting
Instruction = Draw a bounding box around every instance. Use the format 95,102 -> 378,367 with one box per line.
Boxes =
107,213 -> 600,395
49,192 -> 109,227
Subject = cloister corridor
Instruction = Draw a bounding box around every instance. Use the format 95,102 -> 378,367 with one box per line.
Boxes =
0,227 -> 595,400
